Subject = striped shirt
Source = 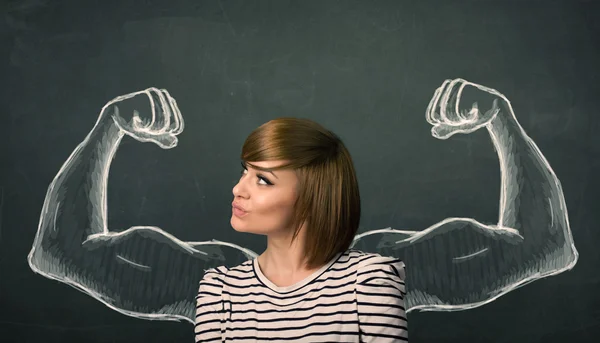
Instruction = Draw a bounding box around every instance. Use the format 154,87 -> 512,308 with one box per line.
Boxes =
194,249 -> 407,342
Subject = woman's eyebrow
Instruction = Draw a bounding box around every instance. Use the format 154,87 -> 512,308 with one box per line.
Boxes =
258,168 -> 278,179
265,170 -> 278,179
242,161 -> 279,179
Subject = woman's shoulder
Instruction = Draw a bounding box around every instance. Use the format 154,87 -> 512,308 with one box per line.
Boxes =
198,259 -> 254,288
345,248 -> 406,282
345,248 -> 405,266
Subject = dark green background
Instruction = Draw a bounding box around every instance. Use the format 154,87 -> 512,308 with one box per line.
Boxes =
2,0 -> 599,342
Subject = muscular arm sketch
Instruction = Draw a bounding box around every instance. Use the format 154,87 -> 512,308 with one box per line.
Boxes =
29,79 -> 579,324
27,88 -> 257,323
352,78 -> 579,312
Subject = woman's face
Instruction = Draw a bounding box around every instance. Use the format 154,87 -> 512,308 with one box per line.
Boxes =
231,160 -> 299,237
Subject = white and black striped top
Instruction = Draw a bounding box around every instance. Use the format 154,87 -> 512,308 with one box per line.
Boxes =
194,249 -> 407,342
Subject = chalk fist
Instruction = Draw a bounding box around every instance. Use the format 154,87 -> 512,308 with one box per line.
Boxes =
105,87 -> 184,149
426,78 -> 504,139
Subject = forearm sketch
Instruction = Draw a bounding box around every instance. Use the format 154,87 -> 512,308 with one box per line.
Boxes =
27,88 -> 256,323
352,78 -> 579,312
28,78 -> 578,324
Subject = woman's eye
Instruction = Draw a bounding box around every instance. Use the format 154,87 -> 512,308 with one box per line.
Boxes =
257,175 -> 273,186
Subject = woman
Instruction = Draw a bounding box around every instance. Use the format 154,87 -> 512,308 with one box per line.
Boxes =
195,117 -> 408,342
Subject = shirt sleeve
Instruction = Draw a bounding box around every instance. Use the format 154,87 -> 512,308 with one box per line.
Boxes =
355,255 -> 408,342
195,267 -> 225,343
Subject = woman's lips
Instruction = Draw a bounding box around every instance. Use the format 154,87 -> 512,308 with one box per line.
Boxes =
232,202 -> 248,217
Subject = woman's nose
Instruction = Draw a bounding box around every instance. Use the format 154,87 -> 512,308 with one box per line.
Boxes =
232,179 -> 248,198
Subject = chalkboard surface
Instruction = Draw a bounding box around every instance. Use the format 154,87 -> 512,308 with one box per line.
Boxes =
2,0 -> 599,342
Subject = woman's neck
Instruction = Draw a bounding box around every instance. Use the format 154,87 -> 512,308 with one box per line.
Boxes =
258,228 -> 317,286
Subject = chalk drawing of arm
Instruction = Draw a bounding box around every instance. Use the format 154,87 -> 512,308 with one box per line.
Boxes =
27,88 -> 257,323
352,78 -> 578,312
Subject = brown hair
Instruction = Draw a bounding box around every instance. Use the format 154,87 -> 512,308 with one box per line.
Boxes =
241,117 -> 361,270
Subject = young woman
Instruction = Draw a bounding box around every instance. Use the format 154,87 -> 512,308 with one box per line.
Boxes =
194,117 -> 407,342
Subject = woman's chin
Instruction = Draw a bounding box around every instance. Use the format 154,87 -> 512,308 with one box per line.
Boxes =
230,217 -> 248,233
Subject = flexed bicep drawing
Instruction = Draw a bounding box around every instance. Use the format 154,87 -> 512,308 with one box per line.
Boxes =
351,79 -> 578,311
27,88 -> 257,323
28,78 -> 578,323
